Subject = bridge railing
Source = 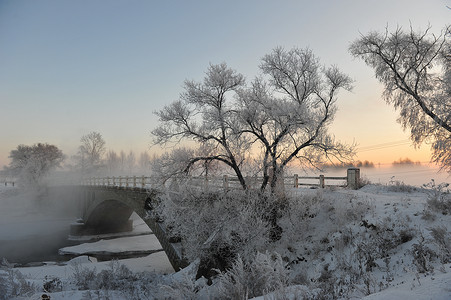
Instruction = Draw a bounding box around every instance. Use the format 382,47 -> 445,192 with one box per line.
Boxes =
81,168 -> 360,190
81,176 -> 153,189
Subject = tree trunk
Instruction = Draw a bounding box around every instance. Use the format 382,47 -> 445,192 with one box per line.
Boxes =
270,167 -> 285,198
230,164 -> 247,190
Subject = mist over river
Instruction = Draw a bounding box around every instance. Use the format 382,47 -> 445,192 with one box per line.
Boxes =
0,186 -> 80,264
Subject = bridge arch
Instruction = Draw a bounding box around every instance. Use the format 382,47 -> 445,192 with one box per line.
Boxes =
74,186 -> 186,271
76,187 -> 151,234
83,199 -> 134,234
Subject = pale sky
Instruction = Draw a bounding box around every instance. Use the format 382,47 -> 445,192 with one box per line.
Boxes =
0,0 -> 450,169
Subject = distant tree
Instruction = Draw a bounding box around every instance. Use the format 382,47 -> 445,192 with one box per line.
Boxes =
7,143 -> 64,187
358,160 -> 375,168
119,150 -> 126,173
105,150 -> 120,174
78,131 -> 106,174
238,47 -> 354,191
138,151 -> 151,173
125,151 -> 136,174
350,25 -> 451,172
392,157 -> 421,166
321,160 -> 375,169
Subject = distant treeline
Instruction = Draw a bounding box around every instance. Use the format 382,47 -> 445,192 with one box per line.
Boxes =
321,160 -> 375,169
392,158 -> 421,166
322,158 -> 423,170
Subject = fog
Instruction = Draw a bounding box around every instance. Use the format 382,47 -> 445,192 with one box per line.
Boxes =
290,164 -> 450,187
358,165 -> 450,187
0,183 -> 80,264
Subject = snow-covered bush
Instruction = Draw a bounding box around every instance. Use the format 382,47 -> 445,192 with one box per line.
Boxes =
275,190 -> 324,250
215,251 -> 290,299
43,275 -> 62,293
410,233 -> 437,273
0,259 -> 37,299
423,180 -> 451,215
71,261 -> 97,290
387,177 -> 418,193
157,187 -> 273,275
428,226 -> 451,264
71,260 -> 160,297
95,260 -> 134,291
358,175 -> 371,188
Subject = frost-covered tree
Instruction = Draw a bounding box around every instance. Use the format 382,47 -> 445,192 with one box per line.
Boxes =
153,48 -> 354,192
350,25 -> 451,172
119,150 -> 126,173
238,47 -> 354,191
78,131 -> 106,174
125,150 -> 136,174
152,63 -> 250,189
150,146 -> 222,185
138,151 -> 150,173
150,148 -> 196,184
7,143 -> 64,187
105,150 -> 120,174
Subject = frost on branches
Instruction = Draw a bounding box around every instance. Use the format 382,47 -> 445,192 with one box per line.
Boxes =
6,143 -> 64,188
350,25 -> 451,172
152,47 -> 354,193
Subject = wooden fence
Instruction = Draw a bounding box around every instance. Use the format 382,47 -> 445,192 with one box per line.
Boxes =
82,168 -> 360,190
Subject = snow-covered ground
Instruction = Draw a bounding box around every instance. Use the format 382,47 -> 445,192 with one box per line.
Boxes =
1,179 -> 451,299
60,230 -> 164,256
284,184 -> 451,300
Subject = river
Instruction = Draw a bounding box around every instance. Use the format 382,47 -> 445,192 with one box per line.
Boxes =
0,186 -> 156,266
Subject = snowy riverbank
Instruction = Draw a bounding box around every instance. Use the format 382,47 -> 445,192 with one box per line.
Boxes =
1,181 -> 451,299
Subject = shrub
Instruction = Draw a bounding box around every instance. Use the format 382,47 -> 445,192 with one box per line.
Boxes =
359,176 -> 371,188
428,226 -> 451,264
276,189 -> 324,247
215,251 -> 290,299
398,229 -> 414,244
156,188 -> 273,275
43,275 -> 62,293
0,259 -> 37,299
71,260 -> 159,297
71,261 -> 97,290
421,208 -> 437,221
410,233 -> 437,273
387,177 -> 417,193
423,180 -> 451,215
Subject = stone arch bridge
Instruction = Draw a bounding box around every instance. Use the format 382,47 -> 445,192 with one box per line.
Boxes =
70,186 -> 187,271
52,169 -> 360,273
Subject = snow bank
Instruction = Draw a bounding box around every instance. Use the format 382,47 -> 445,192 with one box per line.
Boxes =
60,235 -> 163,255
